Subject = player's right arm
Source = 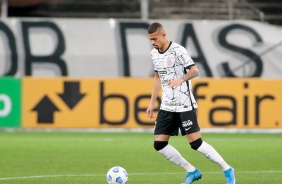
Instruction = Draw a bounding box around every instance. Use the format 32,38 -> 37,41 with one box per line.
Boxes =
146,72 -> 161,119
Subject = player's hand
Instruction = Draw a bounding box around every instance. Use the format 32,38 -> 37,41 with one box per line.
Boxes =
146,105 -> 156,119
167,78 -> 184,89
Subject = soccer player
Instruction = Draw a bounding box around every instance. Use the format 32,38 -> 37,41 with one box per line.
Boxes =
146,22 -> 236,184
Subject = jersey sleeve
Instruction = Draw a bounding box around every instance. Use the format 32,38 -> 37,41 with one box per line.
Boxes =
176,45 -> 195,68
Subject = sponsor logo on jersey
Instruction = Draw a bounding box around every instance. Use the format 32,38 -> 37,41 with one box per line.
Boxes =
158,70 -> 167,75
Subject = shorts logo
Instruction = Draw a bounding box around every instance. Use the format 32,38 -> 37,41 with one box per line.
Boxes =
182,120 -> 193,127
185,127 -> 191,131
182,120 -> 193,131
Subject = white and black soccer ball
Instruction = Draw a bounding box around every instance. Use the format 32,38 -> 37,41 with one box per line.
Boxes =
106,166 -> 128,184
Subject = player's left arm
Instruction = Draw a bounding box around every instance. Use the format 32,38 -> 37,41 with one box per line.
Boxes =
167,65 -> 199,89
181,65 -> 199,81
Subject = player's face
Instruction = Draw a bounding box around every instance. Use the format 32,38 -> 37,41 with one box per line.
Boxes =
148,32 -> 165,50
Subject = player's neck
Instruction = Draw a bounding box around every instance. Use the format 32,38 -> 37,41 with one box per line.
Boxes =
159,40 -> 171,53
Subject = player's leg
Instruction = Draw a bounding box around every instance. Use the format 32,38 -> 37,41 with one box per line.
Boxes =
181,110 -> 235,184
188,131 -> 231,170
188,132 -> 235,184
154,110 -> 196,173
178,111 -> 202,184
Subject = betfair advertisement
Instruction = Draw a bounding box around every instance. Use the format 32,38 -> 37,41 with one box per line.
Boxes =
21,78 -> 282,129
22,78 -> 159,128
193,79 -> 281,128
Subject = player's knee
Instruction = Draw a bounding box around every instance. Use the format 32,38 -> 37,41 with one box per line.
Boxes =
154,141 -> 168,151
190,138 -> 203,150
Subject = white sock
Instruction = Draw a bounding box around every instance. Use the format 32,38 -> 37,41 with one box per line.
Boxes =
158,144 -> 195,172
197,141 -> 230,171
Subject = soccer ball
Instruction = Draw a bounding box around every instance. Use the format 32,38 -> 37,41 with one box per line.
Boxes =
106,166 -> 128,184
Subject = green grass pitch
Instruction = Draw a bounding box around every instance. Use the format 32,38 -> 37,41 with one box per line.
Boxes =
0,131 -> 281,184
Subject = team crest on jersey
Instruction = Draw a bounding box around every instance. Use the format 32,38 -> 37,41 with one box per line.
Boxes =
165,55 -> 175,67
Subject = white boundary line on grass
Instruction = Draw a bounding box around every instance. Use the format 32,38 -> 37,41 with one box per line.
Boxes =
1,170 -> 282,181
2,128 -> 282,133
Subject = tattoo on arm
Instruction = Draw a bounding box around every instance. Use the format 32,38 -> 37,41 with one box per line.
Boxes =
181,69 -> 198,81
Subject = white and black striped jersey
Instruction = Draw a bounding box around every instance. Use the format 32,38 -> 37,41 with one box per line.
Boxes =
150,41 -> 198,112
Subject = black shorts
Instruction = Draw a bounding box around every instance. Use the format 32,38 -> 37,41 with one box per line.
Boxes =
154,109 -> 200,136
